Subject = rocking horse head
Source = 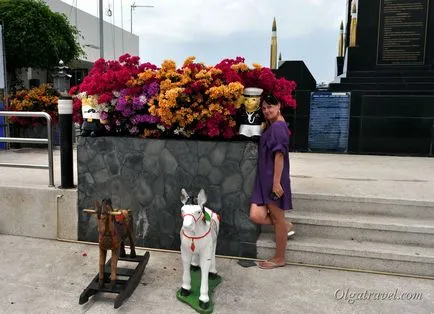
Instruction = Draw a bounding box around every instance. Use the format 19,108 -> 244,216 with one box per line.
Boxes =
95,199 -> 112,218
180,188 -> 207,233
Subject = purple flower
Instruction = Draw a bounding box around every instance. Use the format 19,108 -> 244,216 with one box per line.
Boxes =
116,96 -> 127,111
129,126 -> 139,135
132,95 -> 146,110
140,114 -> 159,124
100,111 -> 108,120
143,81 -> 159,98
130,114 -> 158,125
121,108 -> 133,117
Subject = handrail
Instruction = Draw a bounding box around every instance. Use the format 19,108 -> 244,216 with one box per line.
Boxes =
0,111 -> 54,187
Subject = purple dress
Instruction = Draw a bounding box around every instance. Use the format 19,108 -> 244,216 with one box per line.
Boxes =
250,121 -> 293,210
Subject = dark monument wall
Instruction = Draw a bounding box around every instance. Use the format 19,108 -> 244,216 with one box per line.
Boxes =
345,0 -> 434,72
275,61 -> 317,152
77,137 -> 259,258
345,91 -> 434,155
329,0 -> 434,156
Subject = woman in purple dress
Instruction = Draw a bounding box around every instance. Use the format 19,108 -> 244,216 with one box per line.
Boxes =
249,93 -> 294,269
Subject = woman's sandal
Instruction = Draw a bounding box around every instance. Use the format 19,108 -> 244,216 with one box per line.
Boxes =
258,260 -> 286,269
287,222 -> 295,238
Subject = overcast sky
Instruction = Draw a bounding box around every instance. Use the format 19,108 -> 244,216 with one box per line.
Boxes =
62,0 -> 347,83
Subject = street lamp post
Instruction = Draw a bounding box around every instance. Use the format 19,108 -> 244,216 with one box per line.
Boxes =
130,2 -> 154,33
53,60 -> 74,189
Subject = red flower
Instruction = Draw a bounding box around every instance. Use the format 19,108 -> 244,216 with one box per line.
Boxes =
74,55 -> 297,139
139,62 -> 158,72
223,126 -> 235,139
69,85 -> 79,96
98,92 -> 113,104
72,97 -> 83,124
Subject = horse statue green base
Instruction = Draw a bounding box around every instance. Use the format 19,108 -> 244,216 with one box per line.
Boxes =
176,266 -> 222,314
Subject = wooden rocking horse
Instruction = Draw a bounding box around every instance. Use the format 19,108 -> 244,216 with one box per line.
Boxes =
83,199 -> 136,289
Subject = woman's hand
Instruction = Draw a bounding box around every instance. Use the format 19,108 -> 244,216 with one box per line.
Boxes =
272,181 -> 284,199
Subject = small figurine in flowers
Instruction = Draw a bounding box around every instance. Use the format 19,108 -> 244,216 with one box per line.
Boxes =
237,87 -> 266,139
80,95 -> 105,137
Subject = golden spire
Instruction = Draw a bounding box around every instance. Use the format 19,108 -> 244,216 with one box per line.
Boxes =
270,17 -> 278,70
338,20 -> 344,57
349,0 -> 358,47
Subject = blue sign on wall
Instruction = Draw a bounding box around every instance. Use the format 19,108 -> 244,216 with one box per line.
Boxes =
308,92 -> 351,152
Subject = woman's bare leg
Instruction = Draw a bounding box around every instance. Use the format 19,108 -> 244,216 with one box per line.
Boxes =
249,203 -> 273,225
264,203 -> 287,265
270,214 -> 294,237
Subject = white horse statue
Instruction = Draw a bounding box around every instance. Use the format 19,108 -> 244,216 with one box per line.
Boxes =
179,188 -> 220,309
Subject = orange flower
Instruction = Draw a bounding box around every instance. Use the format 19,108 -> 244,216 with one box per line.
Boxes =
182,56 -> 196,68
231,63 -> 249,72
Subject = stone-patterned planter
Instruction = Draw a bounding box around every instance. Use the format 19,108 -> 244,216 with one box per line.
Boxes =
77,136 -> 260,258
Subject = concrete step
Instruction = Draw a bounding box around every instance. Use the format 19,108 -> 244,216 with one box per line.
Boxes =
292,193 -> 434,219
263,211 -> 434,247
256,234 -> 434,277
275,212 -> 434,247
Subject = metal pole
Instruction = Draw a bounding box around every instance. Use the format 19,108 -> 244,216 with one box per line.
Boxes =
0,21 -> 9,150
46,114 -> 54,187
130,4 -> 133,33
121,0 -> 124,52
58,97 -> 74,188
74,0 -> 77,27
99,0 -> 104,58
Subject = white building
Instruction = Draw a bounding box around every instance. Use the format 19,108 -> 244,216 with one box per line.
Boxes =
20,0 -> 139,88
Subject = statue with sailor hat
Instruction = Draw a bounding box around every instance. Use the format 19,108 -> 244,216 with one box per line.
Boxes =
237,87 -> 266,139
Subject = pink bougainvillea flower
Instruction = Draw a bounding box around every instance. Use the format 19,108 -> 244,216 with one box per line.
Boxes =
71,54 -> 296,138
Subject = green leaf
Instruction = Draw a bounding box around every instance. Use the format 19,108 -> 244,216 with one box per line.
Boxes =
204,211 -> 211,222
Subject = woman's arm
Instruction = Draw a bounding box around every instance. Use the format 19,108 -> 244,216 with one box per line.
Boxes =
273,152 -> 284,197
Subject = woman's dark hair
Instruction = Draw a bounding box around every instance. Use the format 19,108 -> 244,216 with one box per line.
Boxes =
261,93 -> 279,105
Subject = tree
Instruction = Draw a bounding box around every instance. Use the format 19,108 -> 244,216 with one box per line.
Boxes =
0,0 -> 83,74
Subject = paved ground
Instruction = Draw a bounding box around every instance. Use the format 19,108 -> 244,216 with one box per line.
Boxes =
0,235 -> 433,314
1,148 -> 434,202
1,148 -> 434,313
291,152 -> 434,202
0,147 -> 77,188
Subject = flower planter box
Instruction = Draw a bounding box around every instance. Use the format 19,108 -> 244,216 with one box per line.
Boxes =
77,136 -> 260,258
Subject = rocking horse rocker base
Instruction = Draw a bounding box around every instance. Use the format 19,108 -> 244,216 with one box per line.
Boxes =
79,252 -> 150,309
176,265 -> 222,314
